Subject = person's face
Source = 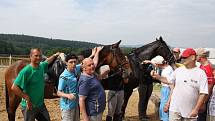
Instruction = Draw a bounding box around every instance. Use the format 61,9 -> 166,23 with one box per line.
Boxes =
30,49 -> 42,64
173,52 -> 180,59
181,55 -> 195,66
82,59 -> 95,75
66,59 -> 77,72
196,55 -> 203,62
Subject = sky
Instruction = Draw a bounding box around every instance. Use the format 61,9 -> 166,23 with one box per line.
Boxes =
0,0 -> 215,48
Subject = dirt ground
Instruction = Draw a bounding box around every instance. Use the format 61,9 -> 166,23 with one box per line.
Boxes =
0,67 -> 160,121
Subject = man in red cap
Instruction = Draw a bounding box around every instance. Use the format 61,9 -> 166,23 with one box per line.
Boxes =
151,48 -> 208,121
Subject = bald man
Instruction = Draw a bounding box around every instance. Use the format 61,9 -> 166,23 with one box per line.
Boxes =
78,58 -> 106,121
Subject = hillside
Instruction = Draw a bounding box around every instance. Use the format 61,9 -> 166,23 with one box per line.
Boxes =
0,34 -> 101,55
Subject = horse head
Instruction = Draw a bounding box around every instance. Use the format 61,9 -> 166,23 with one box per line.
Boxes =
128,36 -> 175,81
97,40 -> 130,78
155,36 -> 175,65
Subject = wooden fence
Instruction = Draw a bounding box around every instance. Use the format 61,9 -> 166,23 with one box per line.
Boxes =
0,55 -> 28,67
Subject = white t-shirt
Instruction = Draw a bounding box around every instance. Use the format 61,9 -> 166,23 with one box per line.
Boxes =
161,65 -> 174,87
169,66 -> 208,118
208,86 -> 215,116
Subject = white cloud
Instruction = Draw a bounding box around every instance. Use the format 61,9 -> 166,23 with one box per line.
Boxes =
0,0 -> 215,47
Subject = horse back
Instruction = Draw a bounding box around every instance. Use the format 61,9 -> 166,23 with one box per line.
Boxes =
5,60 -> 29,91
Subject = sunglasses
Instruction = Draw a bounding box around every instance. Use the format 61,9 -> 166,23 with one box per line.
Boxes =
180,57 -> 189,59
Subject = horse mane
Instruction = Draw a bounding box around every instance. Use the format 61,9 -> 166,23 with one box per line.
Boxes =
132,38 -> 164,55
79,49 -> 92,58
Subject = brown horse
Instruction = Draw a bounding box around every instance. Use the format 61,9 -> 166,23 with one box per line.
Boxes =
5,40 -> 128,121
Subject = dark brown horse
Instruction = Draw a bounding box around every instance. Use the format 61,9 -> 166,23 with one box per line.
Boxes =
121,37 -> 176,118
5,40 -> 128,121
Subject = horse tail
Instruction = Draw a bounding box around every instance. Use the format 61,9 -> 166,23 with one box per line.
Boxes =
5,84 -> 9,113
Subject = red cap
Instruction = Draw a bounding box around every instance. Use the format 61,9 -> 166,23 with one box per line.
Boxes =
181,48 -> 196,58
173,48 -> 180,53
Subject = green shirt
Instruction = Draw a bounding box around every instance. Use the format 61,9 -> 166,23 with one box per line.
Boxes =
14,61 -> 48,108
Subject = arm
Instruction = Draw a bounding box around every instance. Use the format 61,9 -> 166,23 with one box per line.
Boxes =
189,93 -> 207,117
57,91 -> 76,100
92,47 -> 103,68
198,83 -> 214,113
164,84 -> 175,112
151,70 -> 173,85
142,60 -> 156,67
46,52 -> 61,64
79,96 -> 89,121
206,83 -> 214,101
11,84 -> 32,110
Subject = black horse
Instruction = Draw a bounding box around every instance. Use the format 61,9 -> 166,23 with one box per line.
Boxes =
5,41 -> 128,121
121,37 -> 176,118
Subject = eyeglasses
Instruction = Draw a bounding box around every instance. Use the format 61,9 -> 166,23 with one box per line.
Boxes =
173,52 -> 180,54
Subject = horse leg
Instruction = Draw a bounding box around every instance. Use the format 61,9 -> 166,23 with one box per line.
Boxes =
6,86 -> 21,121
121,88 -> 133,118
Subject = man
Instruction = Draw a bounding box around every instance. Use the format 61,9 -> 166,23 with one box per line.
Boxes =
57,53 -> 80,121
172,48 -> 181,63
144,55 -> 174,121
152,48 -> 208,121
104,65 -> 126,121
78,57 -> 106,121
196,48 -> 215,121
11,48 -> 60,121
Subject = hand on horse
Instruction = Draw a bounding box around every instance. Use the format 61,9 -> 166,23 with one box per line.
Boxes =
150,70 -> 159,79
67,93 -> 76,100
141,60 -> 151,64
54,52 -> 61,57
96,46 -> 103,52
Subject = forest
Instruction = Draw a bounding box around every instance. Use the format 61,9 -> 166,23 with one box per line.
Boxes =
0,34 -> 132,56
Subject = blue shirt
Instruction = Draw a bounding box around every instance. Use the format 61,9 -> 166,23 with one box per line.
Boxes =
58,64 -> 81,110
78,74 -> 106,116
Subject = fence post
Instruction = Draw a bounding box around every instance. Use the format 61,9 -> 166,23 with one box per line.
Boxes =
9,54 -> 12,65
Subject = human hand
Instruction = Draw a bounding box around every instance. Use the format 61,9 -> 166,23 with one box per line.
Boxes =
67,93 -> 76,100
96,46 -> 103,52
54,52 -> 61,57
189,108 -> 198,118
83,116 -> 90,121
23,95 -> 33,110
142,60 -> 151,64
163,103 -> 170,113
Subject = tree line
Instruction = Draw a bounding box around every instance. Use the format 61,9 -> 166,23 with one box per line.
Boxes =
0,34 -> 133,56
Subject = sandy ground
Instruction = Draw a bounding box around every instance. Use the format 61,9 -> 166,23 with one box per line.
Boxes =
0,67 -> 160,121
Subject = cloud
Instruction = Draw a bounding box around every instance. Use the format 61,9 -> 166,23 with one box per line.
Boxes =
0,0 -> 215,47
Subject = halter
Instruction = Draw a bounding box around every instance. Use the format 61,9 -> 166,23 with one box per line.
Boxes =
107,47 -> 128,78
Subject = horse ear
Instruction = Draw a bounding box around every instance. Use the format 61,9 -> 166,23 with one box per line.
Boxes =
159,36 -> 163,41
112,40 -> 121,48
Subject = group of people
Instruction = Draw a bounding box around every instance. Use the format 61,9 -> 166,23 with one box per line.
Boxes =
142,47 -> 214,121
11,47 -> 126,121
11,47 -> 215,121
